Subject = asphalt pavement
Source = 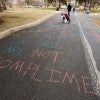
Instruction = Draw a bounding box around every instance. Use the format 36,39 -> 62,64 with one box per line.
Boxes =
0,11 -> 99,100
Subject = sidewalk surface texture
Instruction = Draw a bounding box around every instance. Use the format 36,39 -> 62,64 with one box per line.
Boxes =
0,11 -> 100,100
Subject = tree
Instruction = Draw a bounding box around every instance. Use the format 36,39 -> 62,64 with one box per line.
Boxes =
83,0 -> 100,10
17,0 -> 26,8
0,4 -> 3,12
24,0 -> 44,7
44,0 -> 67,10
91,0 -> 100,10
0,0 -> 7,12
0,0 -> 7,10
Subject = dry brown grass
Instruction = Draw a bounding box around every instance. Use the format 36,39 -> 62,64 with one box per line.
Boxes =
0,8 -> 56,32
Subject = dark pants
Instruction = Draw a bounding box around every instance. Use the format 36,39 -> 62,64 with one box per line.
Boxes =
68,12 -> 70,16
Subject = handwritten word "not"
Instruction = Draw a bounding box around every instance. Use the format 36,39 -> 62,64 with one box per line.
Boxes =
31,49 -> 62,63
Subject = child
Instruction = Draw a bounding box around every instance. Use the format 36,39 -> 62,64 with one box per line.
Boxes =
73,7 -> 75,13
61,13 -> 71,23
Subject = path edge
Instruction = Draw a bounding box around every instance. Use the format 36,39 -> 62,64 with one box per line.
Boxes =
75,12 -> 100,97
0,11 -> 60,39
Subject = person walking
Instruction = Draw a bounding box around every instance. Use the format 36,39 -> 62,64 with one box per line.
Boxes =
73,7 -> 75,13
67,3 -> 72,16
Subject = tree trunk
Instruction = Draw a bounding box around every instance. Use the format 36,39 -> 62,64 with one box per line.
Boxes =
52,2 -> 56,7
3,3 -> 7,10
89,0 -> 92,11
84,1 -> 86,9
0,5 -> 3,12
56,0 -> 59,11
58,2 -> 61,8
1,0 -> 7,10
64,0 -> 67,6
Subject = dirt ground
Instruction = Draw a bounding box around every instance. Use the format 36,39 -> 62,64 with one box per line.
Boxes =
0,8 -> 56,32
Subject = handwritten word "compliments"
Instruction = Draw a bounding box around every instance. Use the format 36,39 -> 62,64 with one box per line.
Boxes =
0,56 -> 99,95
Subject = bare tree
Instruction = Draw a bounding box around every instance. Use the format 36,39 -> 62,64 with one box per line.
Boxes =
0,5 -> 3,12
1,0 -> 7,10
92,0 -> 100,10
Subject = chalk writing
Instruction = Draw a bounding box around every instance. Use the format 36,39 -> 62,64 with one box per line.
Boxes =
82,76 -> 95,94
96,81 -> 100,93
0,56 -> 99,95
63,72 -> 81,93
23,63 -> 40,80
46,68 -> 62,83
7,37 -> 34,46
3,46 -> 23,56
10,60 -> 24,72
94,34 -> 100,41
0,59 -> 12,69
17,39 -> 32,45
38,42 -> 61,50
31,49 -> 62,63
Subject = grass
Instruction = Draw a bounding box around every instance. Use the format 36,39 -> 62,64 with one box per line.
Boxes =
0,7 -> 57,32
79,8 -> 100,13
91,8 -> 100,13
78,7 -> 100,27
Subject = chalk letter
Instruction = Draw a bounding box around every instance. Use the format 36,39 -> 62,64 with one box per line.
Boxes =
32,49 -> 42,58
63,72 -> 81,93
23,63 -> 41,81
46,68 -> 62,83
82,76 -> 95,94
42,51 -> 51,59
96,81 -> 100,94
53,51 -> 61,63
31,65 -> 41,81
0,60 -> 12,69
10,61 -> 24,72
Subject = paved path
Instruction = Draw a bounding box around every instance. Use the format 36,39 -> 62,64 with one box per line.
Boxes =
0,11 -> 100,100
76,12 -> 100,80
